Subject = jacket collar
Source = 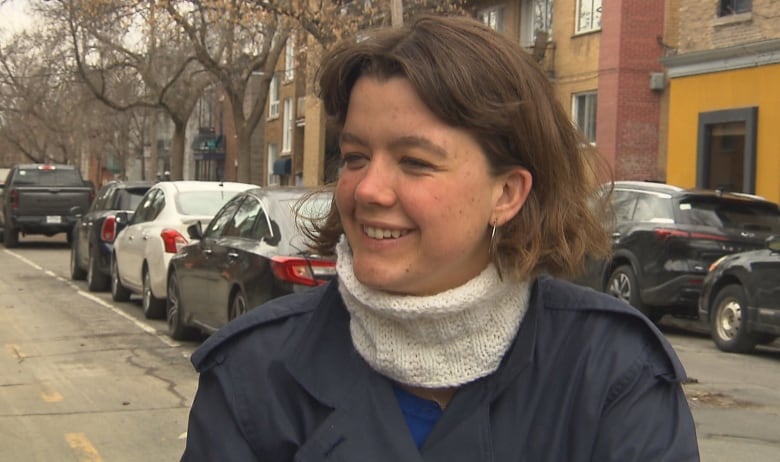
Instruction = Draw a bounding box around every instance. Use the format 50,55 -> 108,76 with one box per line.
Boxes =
284,279 -> 540,410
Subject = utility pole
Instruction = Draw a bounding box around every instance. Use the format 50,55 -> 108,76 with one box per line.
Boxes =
391,0 -> 403,27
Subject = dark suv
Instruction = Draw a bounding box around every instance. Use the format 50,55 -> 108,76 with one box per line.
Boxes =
70,180 -> 153,291
578,181 -> 780,322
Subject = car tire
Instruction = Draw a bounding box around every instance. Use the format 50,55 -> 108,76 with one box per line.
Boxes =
86,249 -> 110,292
70,239 -> 87,280
166,272 -> 198,341
228,289 -> 248,321
111,256 -> 131,302
606,265 -> 661,323
142,268 -> 166,319
710,284 -> 759,354
3,222 -> 18,248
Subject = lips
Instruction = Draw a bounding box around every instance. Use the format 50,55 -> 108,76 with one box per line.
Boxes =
363,225 -> 409,239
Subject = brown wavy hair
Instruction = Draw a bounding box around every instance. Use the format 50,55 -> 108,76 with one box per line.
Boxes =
306,14 -> 613,281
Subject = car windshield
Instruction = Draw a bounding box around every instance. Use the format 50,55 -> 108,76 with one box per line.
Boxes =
126,190 -> 148,210
12,168 -> 84,187
678,198 -> 780,232
176,190 -> 242,216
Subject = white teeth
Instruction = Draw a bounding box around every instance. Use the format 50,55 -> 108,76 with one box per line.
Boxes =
364,226 -> 407,239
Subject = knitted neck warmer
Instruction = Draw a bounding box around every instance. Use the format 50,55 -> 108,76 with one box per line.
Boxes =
335,236 -> 530,388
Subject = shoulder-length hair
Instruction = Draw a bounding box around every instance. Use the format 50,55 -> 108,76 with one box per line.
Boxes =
306,14 -> 613,281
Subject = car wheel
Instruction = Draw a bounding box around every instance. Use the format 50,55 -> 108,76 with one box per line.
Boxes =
70,239 -> 87,280
142,268 -> 166,319
229,290 -> 248,321
606,265 -> 661,323
166,272 -> 198,341
86,249 -> 110,291
710,284 -> 759,354
3,223 -> 18,248
110,256 -> 131,302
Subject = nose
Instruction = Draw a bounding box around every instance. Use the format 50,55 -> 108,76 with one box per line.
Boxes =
354,155 -> 397,207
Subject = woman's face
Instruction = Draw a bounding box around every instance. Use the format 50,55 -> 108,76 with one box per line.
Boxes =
336,76 -> 512,296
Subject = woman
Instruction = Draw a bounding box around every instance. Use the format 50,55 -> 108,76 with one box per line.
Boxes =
181,15 -> 699,461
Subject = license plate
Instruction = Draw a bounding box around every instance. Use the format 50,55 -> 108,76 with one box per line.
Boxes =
46,215 -> 62,224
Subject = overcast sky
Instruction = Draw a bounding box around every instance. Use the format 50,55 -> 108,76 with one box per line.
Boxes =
0,0 -> 35,37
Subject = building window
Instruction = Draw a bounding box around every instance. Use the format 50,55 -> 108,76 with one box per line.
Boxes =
478,7 -> 504,32
282,98 -> 293,153
573,91 -> 597,143
522,0 -> 553,46
697,107 -> 757,193
576,0 -> 602,34
268,75 -> 279,118
267,143 -> 280,186
718,0 -> 751,16
284,37 -> 295,81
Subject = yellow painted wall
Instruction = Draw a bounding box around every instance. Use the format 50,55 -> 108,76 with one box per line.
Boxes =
666,63 -> 780,203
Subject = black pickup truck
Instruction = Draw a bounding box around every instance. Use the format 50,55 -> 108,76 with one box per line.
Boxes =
0,163 -> 94,247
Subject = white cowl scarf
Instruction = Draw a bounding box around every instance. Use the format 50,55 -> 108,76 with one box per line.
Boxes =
335,236 -> 531,388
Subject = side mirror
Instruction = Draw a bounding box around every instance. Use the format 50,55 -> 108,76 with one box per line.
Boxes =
114,211 -> 129,225
768,235 -> 780,253
70,205 -> 83,217
187,222 -> 204,240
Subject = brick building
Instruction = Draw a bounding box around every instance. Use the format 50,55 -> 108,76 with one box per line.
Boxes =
261,0 -> 672,186
661,0 -> 780,203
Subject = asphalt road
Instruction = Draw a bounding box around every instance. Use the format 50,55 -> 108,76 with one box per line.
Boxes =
1,234 -> 779,461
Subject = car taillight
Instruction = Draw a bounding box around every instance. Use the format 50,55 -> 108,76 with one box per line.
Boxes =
101,216 -> 117,242
271,257 -> 336,287
161,229 -> 188,253
654,228 -> 727,241
9,189 -> 18,209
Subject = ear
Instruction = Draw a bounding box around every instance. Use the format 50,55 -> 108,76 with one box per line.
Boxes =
492,167 -> 532,226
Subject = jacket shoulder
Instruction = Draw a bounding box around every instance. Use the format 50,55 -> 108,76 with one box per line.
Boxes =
190,283 -> 329,369
535,276 -> 688,381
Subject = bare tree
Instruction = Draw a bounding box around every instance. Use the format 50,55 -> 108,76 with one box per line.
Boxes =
164,1 -> 291,184
41,0 -> 215,180
0,29 -> 111,166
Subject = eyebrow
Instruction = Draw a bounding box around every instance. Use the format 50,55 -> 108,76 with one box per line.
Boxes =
339,131 -> 448,158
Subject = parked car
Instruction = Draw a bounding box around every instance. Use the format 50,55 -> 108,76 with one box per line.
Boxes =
698,235 -> 780,353
0,163 -> 93,247
69,180 -> 154,291
111,180 -> 255,319
577,181 -> 780,322
165,186 -> 336,340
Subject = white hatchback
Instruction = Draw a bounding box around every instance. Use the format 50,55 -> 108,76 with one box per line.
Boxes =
111,180 -> 256,318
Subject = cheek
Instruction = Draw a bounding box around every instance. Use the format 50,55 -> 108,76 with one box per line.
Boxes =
335,179 -> 355,214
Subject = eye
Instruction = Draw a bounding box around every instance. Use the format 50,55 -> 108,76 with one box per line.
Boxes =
340,152 -> 368,170
400,156 -> 435,170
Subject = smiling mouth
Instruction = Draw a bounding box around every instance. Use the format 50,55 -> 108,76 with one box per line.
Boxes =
363,226 -> 410,239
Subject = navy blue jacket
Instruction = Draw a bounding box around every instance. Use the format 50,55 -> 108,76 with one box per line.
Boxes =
182,277 -> 699,461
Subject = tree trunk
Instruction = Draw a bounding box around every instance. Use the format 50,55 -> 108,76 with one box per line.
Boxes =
170,118 -> 187,180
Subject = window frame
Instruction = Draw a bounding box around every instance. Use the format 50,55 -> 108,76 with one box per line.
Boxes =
268,75 -> 280,118
575,0 -> 602,34
522,0 -> 553,47
718,0 -> 752,17
572,91 -> 598,144
478,6 -> 504,32
284,37 -> 295,81
267,143 -> 280,186
282,98 -> 293,154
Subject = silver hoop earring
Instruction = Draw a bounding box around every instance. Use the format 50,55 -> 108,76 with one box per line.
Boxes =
489,223 -> 497,257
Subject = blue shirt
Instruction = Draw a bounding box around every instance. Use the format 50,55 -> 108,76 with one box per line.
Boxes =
392,384 -> 444,449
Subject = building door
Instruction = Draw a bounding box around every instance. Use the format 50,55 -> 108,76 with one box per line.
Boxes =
706,122 -> 745,192
697,107 -> 757,194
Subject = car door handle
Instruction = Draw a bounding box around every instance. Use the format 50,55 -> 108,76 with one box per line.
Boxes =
203,248 -> 213,256
611,232 -> 621,238
227,251 -> 239,259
